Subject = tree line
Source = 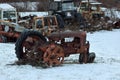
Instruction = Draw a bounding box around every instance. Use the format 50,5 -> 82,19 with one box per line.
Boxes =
97,0 -> 120,9
1,0 -> 119,12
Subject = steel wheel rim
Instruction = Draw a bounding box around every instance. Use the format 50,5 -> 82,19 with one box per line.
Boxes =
43,44 -> 64,67
22,35 -> 45,61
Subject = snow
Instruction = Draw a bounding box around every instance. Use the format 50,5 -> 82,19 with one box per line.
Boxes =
81,0 -> 97,3
104,9 -> 120,19
0,4 -> 16,11
18,12 -> 48,17
0,29 -> 120,80
90,2 -> 102,5
114,10 -> 120,18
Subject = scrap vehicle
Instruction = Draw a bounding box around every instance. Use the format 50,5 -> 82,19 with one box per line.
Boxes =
15,30 -> 95,67
0,20 -> 24,42
77,0 -> 111,31
113,19 -> 120,29
0,3 -> 18,42
49,0 -> 86,28
0,4 -> 17,23
78,0 -> 104,20
0,15 -> 58,42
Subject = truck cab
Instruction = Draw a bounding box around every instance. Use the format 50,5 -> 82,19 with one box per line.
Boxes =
0,4 -> 17,23
78,0 -> 104,20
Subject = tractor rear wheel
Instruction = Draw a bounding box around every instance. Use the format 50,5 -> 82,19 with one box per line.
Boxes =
15,30 -> 47,63
43,44 -> 64,67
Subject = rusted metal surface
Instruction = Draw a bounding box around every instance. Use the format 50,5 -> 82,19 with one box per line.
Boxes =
79,1 -> 104,20
0,15 -> 58,43
0,28 -> 20,42
15,30 -> 95,67
32,16 -> 58,35
48,31 -> 88,57
0,20 -> 23,42
48,31 -> 86,40
21,35 -> 46,61
0,31 -> 20,38
28,31 -> 90,65
43,44 -> 64,66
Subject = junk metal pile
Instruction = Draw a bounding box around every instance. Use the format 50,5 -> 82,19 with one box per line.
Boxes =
0,0 -> 120,68
0,15 -> 95,68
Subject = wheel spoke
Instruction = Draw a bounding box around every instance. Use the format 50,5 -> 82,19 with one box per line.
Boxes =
21,35 -> 45,61
43,44 -> 64,67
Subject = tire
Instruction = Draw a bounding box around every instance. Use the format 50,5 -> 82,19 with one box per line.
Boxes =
15,30 -> 47,60
88,52 -> 96,63
75,13 -> 82,22
79,54 -> 84,64
55,14 -> 65,28
76,13 -> 87,28
79,53 -> 89,63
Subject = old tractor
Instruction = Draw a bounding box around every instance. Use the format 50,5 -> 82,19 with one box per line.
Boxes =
78,0 -> 104,21
15,30 -> 95,67
0,20 -> 23,42
77,0 -> 107,31
0,15 -> 58,42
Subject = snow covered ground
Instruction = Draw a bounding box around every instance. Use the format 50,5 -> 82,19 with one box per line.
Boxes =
0,29 -> 120,80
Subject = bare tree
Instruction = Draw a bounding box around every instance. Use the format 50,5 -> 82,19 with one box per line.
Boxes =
36,0 -> 50,11
97,0 -> 120,9
11,2 -> 38,12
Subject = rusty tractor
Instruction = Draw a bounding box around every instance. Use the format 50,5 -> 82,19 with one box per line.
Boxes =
78,0 -> 104,21
0,20 -> 23,42
77,0 -> 113,31
15,30 -> 95,67
0,15 -> 58,43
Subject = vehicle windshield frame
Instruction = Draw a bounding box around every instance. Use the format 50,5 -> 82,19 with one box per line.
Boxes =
3,11 -> 16,19
62,2 -> 75,11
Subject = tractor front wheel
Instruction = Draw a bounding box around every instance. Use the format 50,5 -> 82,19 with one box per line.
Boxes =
43,44 -> 64,67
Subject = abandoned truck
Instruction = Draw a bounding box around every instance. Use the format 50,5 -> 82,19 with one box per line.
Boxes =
15,30 -> 95,67
0,4 -> 18,42
0,4 -> 17,23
